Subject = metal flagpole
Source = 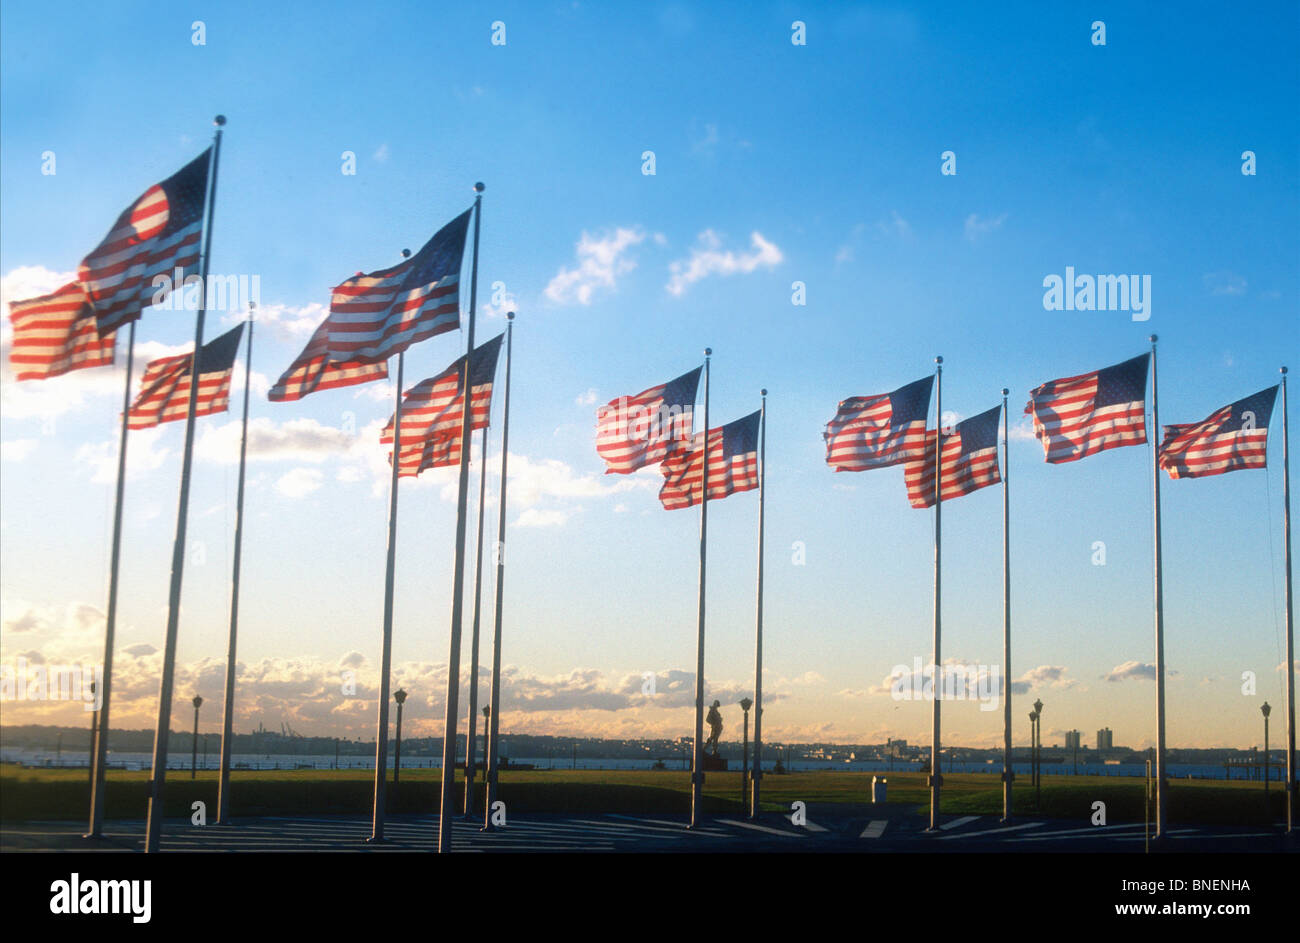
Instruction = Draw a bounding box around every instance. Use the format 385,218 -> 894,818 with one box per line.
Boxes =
370,311 -> 407,842
690,348 -> 712,829
145,115 -> 225,853
483,311 -> 514,831
464,423 -> 489,816
1001,388 -> 1013,823
750,389 -> 766,819
1149,334 -> 1168,838
1280,366 -> 1294,833
928,355 -> 943,831
85,319 -> 136,838
438,182 -> 484,853
216,304 -> 254,825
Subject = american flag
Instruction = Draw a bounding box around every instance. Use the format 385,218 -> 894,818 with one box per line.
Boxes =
7,281 -> 115,381
127,324 -> 244,430
268,315 -> 387,402
596,366 -> 701,474
391,434 -> 465,478
1025,353 -> 1149,463
659,410 -> 761,510
326,208 -> 471,365
825,376 -> 934,471
79,149 -> 210,338
1158,386 -> 1278,479
903,405 -> 1003,508
381,333 -> 503,453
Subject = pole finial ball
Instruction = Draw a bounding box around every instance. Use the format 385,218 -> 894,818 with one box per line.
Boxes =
1282,366 -> 1288,375
935,355 -> 943,365
474,182 -> 485,193
1149,334 -> 1158,344
402,248 -> 411,258
1002,387 -> 1009,396
704,347 -> 712,357
761,388 -> 768,397
214,115 -> 226,126
506,310 -> 515,321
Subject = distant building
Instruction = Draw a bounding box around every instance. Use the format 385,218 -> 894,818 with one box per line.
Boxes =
1097,727 -> 1113,750
1065,730 -> 1082,750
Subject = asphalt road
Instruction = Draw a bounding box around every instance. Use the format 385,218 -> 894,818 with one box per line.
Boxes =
3,807 -> 1294,853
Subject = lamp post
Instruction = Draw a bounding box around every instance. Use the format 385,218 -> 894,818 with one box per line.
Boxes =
88,682 -> 97,790
1033,698 -> 1044,796
1029,710 -> 1039,809
740,697 -> 753,810
393,689 -> 407,786
191,696 -> 203,780
482,706 -> 490,780
1262,701 -> 1271,805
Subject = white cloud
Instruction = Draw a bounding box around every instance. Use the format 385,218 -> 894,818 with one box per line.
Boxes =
515,508 -> 571,528
1202,271 -> 1247,296
875,211 -> 912,240
666,230 -> 782,296
545,228 -> 646,305
229,302 -> 326,344
575,388 -> 599,407
373,143 -> 390,162
964,212 -> 1008,242
76,426 -> 171,484
1,439 -> 37,462
276,467 -> 324,499
197,416 -> 358,465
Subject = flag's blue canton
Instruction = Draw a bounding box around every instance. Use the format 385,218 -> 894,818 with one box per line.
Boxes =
1094,354 -> 1150,410
1215,387 -> 1278,434
662,365 -> 703,413
720,409 -> 761,457
160,150 -> 209,234
955,405 -> 1002,452
196,322 -> 245,373
890,375 -> 935,426
398,208 -> 471,294
458,331 -> 504,391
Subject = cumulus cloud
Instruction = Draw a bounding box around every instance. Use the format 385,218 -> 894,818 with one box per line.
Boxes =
666,230 -> 782,296
1103,661 -> 1178,682
1,439 -> 37,462
76,427 -> 171,484
197,416 -> 358,465
276,467 -> 324,499
964,212 -> 1007,242
545,228 -> 645,305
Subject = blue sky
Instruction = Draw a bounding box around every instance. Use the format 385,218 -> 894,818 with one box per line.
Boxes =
1,1 -> 1296,751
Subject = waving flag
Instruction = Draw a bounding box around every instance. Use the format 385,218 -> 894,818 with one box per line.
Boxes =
903,406 -> 1003,508
1158,386 -> 1278,479
268,315 -> 387,402
326,209 -> 471,365
392,435 -> 465,478
7,282 -> 115,381
127,324 -> 244,429
1025,353 -> 1148,463
79,149 -> 210,338
381,334 -> 503,452
596,366 -> 701,474
659,410 -> 761,510
825,376 -> 933,471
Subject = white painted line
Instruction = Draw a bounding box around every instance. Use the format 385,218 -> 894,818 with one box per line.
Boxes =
800,819 -> 828,833
939,815 -> 980,831
938,821 -> 1044,840
720,818 -> 804,838
860,820 -> 888,839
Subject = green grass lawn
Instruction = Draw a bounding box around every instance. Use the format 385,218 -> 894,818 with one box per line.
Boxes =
0,763 -> 1287,827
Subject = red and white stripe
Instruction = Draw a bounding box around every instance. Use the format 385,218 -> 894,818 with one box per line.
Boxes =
391,433 -> 464,478
596,384 -> 695,474
379,367 -> 492,450
7,281 -> 115,381
268,317 -> 387,402
326,271 -> 459,365
658,427 -> 759,510
127,353 -> 234,430
1159,407 -> 1269,479
79,185 -> 202,336
824,394 -> 927,471
903,431 -> 1001,509
1024,372 -> 1145,463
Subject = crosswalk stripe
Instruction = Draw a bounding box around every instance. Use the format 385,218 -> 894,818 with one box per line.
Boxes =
800,819 -> 828,833
860,820 -> 888,839
939,815 -> 980,831
720,818 -> 803,838
938,821 -> 1044,840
